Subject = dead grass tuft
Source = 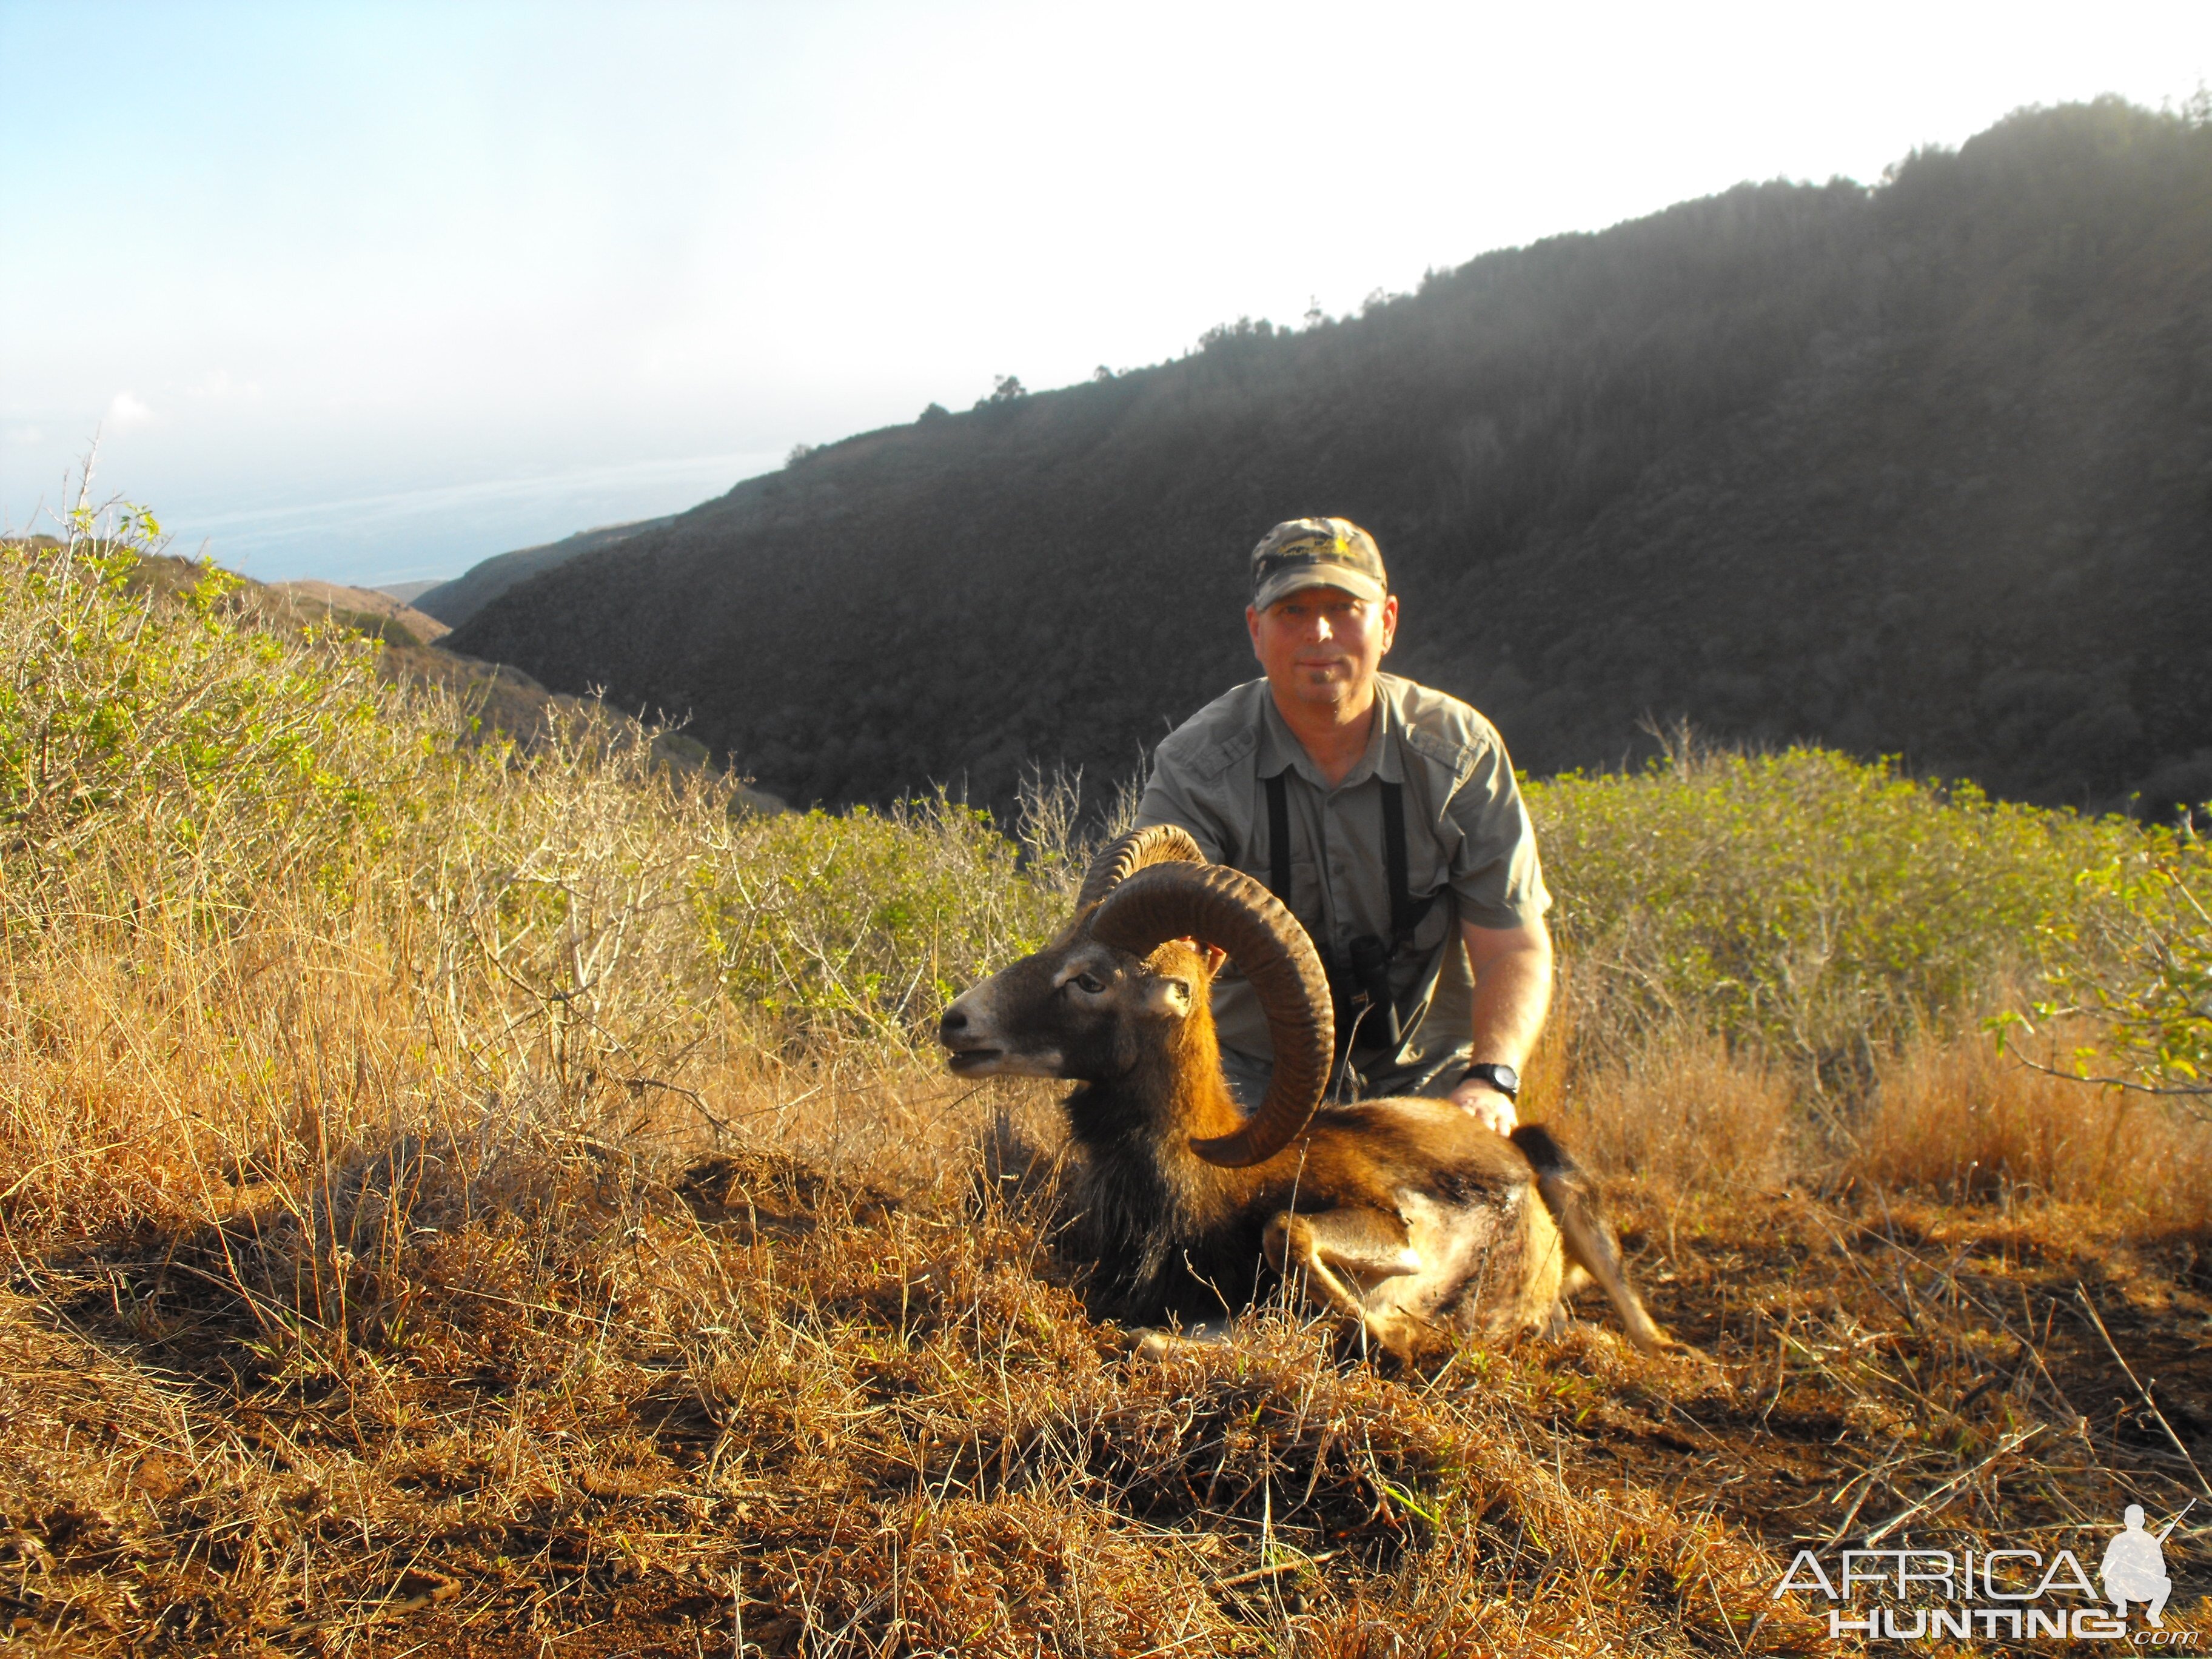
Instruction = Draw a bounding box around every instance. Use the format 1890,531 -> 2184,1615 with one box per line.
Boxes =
1549,1030 -> 1797,1201
1857,1028 -> 2212,1227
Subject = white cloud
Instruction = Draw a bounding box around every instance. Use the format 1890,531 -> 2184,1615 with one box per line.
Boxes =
106,392 -> 154,431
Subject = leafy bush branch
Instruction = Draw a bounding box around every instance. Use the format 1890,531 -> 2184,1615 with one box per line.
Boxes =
2001,827 -> 2212,1104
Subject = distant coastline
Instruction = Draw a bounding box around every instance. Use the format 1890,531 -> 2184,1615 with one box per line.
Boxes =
157,449 -> 781,588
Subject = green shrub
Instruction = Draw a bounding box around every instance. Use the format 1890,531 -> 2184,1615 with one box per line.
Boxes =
0,512 -> 1077,1105
1527,743 -> 2142,1074
0,512 -> 416,913
693,798 -> 1064,1045
2018,822 -> 2212,1097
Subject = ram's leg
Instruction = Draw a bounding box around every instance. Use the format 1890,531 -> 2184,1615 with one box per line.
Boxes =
1511,1126 -> 1681,1355
1263,1209 -> 1429,1363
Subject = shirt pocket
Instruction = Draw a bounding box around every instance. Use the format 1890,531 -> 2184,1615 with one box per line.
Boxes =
1402,828 -> 1455,936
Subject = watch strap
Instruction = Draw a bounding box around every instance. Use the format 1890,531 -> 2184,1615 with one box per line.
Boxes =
1461,1062 -> 1520,1100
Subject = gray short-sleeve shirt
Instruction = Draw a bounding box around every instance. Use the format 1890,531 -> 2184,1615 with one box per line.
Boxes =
1133,675 -> 1550,1074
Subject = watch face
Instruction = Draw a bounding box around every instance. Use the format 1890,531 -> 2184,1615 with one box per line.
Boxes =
1489,1064 -> 1520,1094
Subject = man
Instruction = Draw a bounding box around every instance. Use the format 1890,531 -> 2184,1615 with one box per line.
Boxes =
1134,517 -> 1552,1136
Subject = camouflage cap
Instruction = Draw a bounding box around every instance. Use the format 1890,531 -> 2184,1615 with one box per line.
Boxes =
1249,517 -> 1389,609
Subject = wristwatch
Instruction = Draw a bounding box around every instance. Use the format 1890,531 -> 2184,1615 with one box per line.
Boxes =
1459,1062 -> 1520,1101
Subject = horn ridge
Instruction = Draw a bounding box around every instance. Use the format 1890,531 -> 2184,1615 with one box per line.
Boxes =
1087,862 -> 1333,1169
1075,823 -> 1207,912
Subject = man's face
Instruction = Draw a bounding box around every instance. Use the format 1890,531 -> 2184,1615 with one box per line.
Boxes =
1246,584 -> 1398,710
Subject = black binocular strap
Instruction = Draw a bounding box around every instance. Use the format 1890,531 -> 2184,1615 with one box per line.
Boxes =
1265,772 -> 1292,905
1379,779 -> 1415,940
1261,771 -> 1420,941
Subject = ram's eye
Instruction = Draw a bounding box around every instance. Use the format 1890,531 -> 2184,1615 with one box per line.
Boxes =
1072,973 -> 1106,994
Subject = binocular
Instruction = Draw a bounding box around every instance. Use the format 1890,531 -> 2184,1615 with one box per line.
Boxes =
1318,934 -> 1401,1057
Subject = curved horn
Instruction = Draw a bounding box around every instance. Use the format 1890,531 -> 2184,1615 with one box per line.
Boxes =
1075,823 -> 1208,913
1087,862 -> 1332,1168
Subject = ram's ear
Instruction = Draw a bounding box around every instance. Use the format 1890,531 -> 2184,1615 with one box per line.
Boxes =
1163,934 -> 1227,977
1134,973 -> 1195,1021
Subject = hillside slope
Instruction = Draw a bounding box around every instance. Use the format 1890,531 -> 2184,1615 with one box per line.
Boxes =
451,101 -> 2212,817
272,578 -> 452,644
415,514 -> 677,626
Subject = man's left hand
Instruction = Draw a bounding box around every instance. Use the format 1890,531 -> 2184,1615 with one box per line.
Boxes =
1452,1079 -> 1517,1136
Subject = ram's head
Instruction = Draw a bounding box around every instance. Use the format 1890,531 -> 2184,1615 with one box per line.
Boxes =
937,826 -> 1333,1167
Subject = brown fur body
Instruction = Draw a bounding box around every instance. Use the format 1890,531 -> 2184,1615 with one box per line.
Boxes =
943,934 -> 1669,1361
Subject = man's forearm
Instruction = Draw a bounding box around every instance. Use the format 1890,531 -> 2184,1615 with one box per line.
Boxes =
1466,934 -> 1553,1065
1449,919 -> 1553,1133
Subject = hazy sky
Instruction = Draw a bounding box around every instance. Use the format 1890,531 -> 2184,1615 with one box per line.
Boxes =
4,1 -> 2206,588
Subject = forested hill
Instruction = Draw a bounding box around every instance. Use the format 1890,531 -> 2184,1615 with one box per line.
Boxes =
414,515 -> 677,628
449,101 -> 2212,819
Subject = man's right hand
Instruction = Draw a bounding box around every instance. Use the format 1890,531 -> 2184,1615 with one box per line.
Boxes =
1450,1079 -> 1518,1136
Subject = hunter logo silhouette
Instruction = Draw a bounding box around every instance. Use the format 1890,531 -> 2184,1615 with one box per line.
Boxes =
2102,1504 -> 2183,1626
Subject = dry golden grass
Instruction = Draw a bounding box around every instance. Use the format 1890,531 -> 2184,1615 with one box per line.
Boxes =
7,894 -> 2211,1655
0,884 -> 1792,1654
1854,1028 -> 2212,1227
1547,1028 -> 1796,1203
4,527 -> 2210,1654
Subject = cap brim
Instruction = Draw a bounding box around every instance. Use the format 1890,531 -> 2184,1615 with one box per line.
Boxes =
1253,566 -> 1387,609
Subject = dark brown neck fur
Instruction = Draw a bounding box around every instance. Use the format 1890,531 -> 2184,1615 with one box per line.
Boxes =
1059,946 -> 1268,1318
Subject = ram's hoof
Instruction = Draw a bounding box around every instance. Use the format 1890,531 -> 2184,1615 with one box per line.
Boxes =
1133,1323 -> 1230,1361
1133,1330 -> 1184,1361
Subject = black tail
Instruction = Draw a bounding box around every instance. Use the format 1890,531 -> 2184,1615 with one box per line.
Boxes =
1511,1124 -> 1674,1354
1508,1123 -> 1580,1180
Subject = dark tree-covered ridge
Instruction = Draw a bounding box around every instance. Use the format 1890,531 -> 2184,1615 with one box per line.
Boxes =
449,101 -> 2212,819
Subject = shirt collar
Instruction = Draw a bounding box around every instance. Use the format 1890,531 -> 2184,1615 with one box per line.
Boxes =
1256,677 -> 1404,791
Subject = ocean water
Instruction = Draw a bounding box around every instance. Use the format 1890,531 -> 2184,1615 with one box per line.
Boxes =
42,451 -> 782,589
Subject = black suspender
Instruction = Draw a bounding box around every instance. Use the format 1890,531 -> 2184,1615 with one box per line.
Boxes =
1379,780 -> 1415,940
1265,772 -> 1292,905
1258,773 -> 1429,944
